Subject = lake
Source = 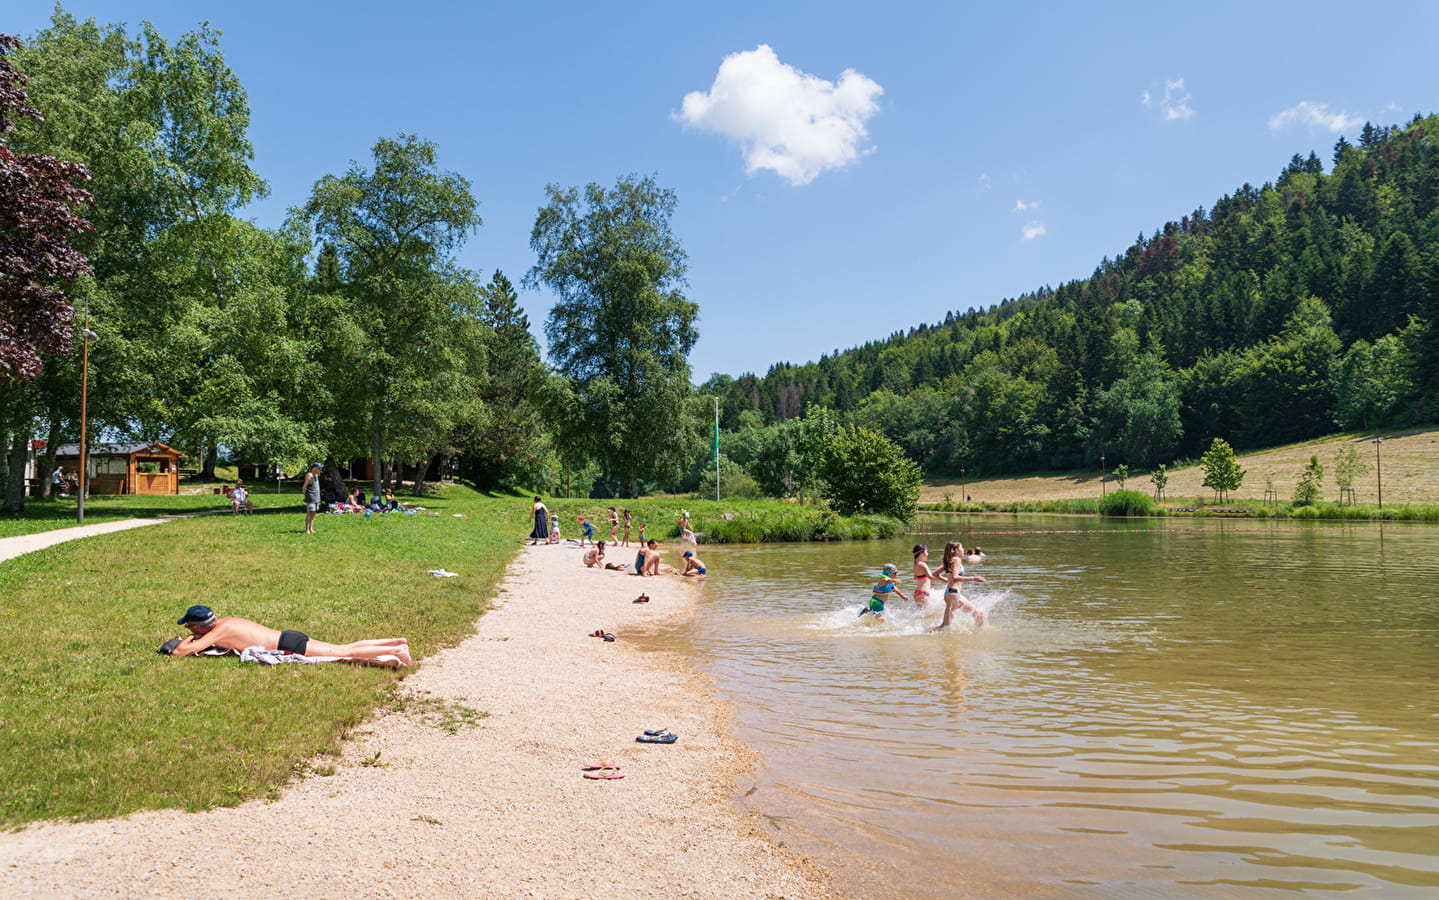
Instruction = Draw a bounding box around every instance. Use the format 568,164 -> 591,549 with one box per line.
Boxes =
644,515 -> 1439,897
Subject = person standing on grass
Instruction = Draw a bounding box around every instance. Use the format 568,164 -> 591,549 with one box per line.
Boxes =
302,463 -> 322,534
608,506 -> 619,543
622,509 -> 632,547
530,496 -> 549,545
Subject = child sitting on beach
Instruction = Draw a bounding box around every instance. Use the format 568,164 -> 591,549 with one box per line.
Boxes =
680,550 -> 706,576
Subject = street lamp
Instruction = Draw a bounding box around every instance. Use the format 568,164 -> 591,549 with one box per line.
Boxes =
76,318 -> 97,525
1100,455 -> 1107,497
960,467 -> 966,507
1372,438 -> 1384,512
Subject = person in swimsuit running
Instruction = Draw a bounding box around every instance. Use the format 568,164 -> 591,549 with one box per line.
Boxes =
861,564 -> 911,617
932,540 -> 987,631
912,544 -> 937,609
164,605 -> 412,666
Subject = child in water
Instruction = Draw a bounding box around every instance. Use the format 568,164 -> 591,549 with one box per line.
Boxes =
933,541 -> 987,630
861,564 -> 911,618
912,544 -> 937,609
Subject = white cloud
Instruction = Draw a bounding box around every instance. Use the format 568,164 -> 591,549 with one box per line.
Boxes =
1268,100 -> 1364,133
1143,78 -> 1195,121
1014,199 -> 1040,212
675,45 -> 884,186
1022,221 -> 1047,241
978,173 -> 992,190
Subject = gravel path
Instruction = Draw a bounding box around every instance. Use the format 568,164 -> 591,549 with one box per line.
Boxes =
0,544 -> 835,899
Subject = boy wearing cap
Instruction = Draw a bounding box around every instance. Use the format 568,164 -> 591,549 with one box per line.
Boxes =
165,605 -> 412,666
301,462 -> 322,533
863,564 -> 910,617
680,550 -> 706,576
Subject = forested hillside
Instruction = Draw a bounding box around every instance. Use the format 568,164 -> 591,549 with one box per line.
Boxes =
704,116 -> 1439,479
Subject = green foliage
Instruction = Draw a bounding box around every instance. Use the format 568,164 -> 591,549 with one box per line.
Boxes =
1292,454 -> 1324,506
1098,489 -> 1160,517
1150,463 -> 1169,499
527,176 -> 699,497
1199,438 -> 1245,501
818,425 -> 922,522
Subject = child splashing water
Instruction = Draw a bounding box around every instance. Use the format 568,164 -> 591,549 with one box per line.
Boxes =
933,540 -> 987,631
912,544 -> 937,610
860,564 -> 911,619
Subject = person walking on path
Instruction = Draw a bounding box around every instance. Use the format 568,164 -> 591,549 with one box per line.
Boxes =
530,497 -> 549,545
302,463 -> 322,534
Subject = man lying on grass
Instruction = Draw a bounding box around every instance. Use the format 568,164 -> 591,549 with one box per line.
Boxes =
165,605 -> 412,667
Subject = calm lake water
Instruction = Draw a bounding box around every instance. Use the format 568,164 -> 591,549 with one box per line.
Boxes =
643,515 -> 1439,897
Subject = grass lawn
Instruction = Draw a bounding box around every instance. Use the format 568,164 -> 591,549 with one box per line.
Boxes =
0,492 -> 295,539
0,486 -> 533,827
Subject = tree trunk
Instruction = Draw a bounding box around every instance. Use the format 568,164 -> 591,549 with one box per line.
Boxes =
3,427 -> 28,515
412,452 -> 442,497
200,438 -> 218,479
323,457 -> 349,504
42,417 -> 61,499
370,407 -> 385,499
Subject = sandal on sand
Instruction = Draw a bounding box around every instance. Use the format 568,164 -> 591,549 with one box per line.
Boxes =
636,731 -> 678,744
642,728 -> 669,736
581,759 -> 618,770
583,766 -> 625,780
602,633 -> 616,642
633,594 -> 650,603
589,629 -> 607,638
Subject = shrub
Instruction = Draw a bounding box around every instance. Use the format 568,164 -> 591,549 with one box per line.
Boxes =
1098,489 -> 1159,517
817,426 -> 921,521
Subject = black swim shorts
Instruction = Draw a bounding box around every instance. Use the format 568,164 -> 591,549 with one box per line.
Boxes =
277,629 -> 309,655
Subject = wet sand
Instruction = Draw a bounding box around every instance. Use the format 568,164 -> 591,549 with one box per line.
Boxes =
0,543 -> 834,899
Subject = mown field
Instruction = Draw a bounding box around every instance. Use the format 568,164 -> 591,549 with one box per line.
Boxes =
921,428 -> 1439,507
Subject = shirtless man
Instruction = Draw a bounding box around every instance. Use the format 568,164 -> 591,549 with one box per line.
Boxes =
165,605 -> 412,666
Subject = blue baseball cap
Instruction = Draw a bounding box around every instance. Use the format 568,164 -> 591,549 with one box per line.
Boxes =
177,604 -> 217,626
683,551 -> 693,557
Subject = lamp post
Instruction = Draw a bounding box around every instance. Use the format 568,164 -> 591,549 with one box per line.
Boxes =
76,317 -> 97,525
712,396 -> 720,502
1100,455 -> 1106,497
960,467 -> 966,507
1372,438 -> 1384,512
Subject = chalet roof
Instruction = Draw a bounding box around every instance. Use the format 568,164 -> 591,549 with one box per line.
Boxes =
54,442 -> 186,458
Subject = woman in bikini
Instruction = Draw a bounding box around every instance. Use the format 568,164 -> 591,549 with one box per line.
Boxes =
933,540 -> 987,630
912,544 -> 937,610
608,506 -> 620,543
622,509 -> 632,547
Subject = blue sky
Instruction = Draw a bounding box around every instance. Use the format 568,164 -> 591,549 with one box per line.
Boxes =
10,1 -> 1439,380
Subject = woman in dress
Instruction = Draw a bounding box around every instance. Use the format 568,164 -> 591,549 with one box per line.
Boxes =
530,496 -> 549,545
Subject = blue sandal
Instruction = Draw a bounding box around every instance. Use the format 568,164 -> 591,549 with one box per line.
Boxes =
637,730 -> 678,744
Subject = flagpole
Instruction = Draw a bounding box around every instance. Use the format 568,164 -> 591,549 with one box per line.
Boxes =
713,396 -> 720,502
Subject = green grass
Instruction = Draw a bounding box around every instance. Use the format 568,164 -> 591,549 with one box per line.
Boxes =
0,492 -> 296,539
536,496 -> 905,544
0,485 -> 525,827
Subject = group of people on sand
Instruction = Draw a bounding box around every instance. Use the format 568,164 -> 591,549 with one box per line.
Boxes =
529,497 -> 705,577
863,541 -> 988,630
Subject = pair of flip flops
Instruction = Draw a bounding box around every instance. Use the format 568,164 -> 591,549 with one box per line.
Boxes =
632,594 -> 650,603
581,760 -> 624,779
589,630 -> 616,641
637,728 -> 677,744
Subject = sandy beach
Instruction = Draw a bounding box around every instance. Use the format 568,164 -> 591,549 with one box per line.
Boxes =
0,543 -> 834,899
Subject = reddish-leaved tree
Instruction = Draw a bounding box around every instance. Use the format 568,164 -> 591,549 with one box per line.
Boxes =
0,33 -> 94,381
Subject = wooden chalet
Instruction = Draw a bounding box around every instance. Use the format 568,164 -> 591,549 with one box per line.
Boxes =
53,442 -> 186,495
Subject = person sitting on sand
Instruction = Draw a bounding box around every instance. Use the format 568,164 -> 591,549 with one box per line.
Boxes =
637,539 -> 676,576
164,605 -> 412,667
680,550 -> 706,577
584,541 -> 605,567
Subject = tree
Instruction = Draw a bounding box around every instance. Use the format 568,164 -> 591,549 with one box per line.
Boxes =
818,425 -> 921,521
0,33 -> 93,381
1292,454 -> 1323,506
1199,438 -> 1245,502
467,270 -> 549,490
304,134 -> 483,497
1112,463 -> 1129,489
1150,463 -> 1168,502
527,175 -> 700,497
1333,444 -> 1369,505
